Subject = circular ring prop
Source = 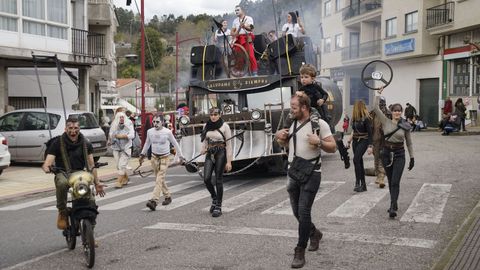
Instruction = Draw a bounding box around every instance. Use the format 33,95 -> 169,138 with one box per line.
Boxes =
361,60 -> 393,90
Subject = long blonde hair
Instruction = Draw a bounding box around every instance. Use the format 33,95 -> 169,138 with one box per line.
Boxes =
110,112 -> 127,133
352,100 -> 370,121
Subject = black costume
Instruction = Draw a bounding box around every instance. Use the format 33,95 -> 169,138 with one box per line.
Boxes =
351,117 -> 372,192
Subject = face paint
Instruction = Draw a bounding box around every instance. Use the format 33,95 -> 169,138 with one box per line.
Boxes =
153,119 -> 162,130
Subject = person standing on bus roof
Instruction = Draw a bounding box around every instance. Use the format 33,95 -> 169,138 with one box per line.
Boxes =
282,11 -> 305,37
200,107 -> 233,218
231,5 -> 258,76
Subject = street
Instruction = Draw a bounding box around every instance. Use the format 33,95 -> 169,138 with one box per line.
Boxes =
0,132 -> 479,270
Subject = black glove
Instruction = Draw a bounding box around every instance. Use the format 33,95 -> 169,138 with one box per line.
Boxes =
408,158 -> 414,171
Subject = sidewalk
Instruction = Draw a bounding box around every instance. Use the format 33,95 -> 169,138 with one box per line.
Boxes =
0,156 -> 150,201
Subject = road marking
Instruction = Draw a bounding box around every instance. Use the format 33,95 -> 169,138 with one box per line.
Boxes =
327,184 -> 388,218
0,196 -> 56,211
400,183 -> 452,224
1,229 -> 127,270
206,180 -> 285,213
99,181 -> 201,210
146,181 -> 246,211
262,181 -> 345,215
39,181 -> 160,211
144,222 -> 437,249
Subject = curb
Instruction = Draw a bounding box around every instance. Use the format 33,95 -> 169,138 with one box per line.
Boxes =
431,200 -> 480,270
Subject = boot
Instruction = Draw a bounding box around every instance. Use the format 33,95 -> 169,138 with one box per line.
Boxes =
212,202 -> 222,217
209,199 -> 217,214
146,200 -> 157,211
353,179 -> 361,192
378,178 -> 385,189
308,229 -> 323,251
57,210 -> 68,230
343,154 -> 350,169
115,175 -> 124,189
291,246 -> 306,268
162,196 -> 172,205
360,179 -> 367,192
388,201 -> 397,218
122,174 -> 129,185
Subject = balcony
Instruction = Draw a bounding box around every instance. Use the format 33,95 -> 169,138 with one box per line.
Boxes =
88,0 -> 115,26
342,0 -> 382,21
341,39 -> 381,62
72,28 -> 106,64
426,2 -> 454,29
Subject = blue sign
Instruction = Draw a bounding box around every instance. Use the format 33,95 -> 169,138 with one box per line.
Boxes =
384,38 -> 415,56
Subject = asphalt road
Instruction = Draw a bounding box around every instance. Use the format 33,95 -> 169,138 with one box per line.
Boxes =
0,132 -> 479,270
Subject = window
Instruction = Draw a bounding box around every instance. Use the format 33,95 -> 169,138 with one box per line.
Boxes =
21,112 -> 61,131
335,34 -> 343,50
335,0 -> 342,12
23,20 -> 45,36
451,58 -> 470,96
324,37 -> 331,53
474,64 -> 480,96
22,0 -> 45,19
0,112 -> 25,132
324,0 -> 332,17
0,16 -> 17,31
47,0 -> 67,24
48,25 -> 67,39
0,0 -> 17,14
386,17 -> 397,38
405,11 -> 418,33
70,113 -> 100,129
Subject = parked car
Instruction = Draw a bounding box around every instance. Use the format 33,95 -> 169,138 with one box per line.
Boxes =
0,109 -> 107,163
0,133 -> 11,174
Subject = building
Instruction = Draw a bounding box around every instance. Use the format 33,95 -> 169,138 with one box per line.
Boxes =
320,0 -> 459,127
0,0 -> 117,115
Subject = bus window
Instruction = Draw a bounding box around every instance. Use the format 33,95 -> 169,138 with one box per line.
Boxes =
246,87 -> 292,110
192,93 -> 218,115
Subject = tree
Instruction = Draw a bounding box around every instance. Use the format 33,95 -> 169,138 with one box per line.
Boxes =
135,27 -> 165,69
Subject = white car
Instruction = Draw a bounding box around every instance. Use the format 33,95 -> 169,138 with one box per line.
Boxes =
0,133 -> 11,175
0,109 -> 107,163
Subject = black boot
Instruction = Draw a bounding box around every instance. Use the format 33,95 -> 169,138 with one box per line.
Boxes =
388,201 -> 397,218
359,179 -> 367,192
212,202 -> 222,217
343,154 -> 350,169
308,229 -> 323,251
209,199 -> 217,214
353,179 -> 361,192
291,246 -> 306,268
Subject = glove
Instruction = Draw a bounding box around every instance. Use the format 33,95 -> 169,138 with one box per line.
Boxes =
408,158 -> 414,171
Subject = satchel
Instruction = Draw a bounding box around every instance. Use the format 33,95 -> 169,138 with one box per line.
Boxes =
287,120 -> 321,183
288,156 -> 320,183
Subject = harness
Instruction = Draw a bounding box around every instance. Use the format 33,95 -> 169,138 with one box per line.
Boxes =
59,136 -> 90,173
288,119 -> 321,170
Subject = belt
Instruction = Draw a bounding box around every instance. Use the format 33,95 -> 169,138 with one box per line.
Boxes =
152,153 -> 170,159
208,143 -> 226,148
384,141 -> 404,150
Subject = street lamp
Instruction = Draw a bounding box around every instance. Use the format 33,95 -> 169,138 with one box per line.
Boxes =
175,32 -> 201,108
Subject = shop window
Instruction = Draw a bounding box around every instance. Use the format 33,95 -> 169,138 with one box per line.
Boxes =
451,58 -> 470,96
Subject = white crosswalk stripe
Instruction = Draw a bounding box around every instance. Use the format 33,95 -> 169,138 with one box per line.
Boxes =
212,180 -> 285,213
327,184 -> 388,218
400,183 -> 452,224
99,181 -> 201,210
144,181 -> 247,211
262,181 -> 345,215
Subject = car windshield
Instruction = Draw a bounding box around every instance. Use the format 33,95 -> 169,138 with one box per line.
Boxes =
191,87 -> 292,115
70,113 -> 99,129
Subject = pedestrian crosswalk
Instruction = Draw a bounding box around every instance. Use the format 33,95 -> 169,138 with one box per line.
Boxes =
0,178 -> 452,225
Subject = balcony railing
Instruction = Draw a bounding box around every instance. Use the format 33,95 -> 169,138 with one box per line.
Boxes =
341,39 -> 381,61
342,0 -> 382,21
426,2 -> 454,29
72,28 -> 105,58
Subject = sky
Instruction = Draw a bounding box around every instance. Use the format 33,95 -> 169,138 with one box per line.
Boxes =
113,0 -> 245,19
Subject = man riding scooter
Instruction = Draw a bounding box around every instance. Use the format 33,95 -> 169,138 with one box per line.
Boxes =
42,117 -> 105,230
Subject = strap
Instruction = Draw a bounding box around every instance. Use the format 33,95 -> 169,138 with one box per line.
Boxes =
285,34 -> 292,75
202,45 -> 207,81
384,126 -> 401,141
59,136 -> 71,173
287,119 -> 311,140
291,120 -> 321,163
216,128 -> 226,142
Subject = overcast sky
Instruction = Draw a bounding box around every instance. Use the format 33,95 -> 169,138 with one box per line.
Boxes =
113,0 -> 244,19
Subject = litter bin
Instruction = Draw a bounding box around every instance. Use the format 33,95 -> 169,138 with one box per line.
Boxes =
470,110 -> 478,126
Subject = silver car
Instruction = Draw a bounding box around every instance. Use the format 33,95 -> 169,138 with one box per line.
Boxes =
0,109 -> 107,163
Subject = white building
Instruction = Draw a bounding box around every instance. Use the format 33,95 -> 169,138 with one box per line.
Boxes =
0,0 -> 117,115
320,0 -> 457,126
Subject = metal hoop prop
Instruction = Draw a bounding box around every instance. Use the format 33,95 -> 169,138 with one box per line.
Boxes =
224,43 -> 251,78
361,60 -> 393,90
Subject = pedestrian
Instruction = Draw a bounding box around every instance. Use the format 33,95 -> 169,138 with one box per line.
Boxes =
231,5 -> 258,76
375,88 -> 414,218
369,96 -> 391,189
342,112 -> 350,134
109,112 -> 134,188
140,114 -> 185,211
404,103 -> 417,122
282,11 -> 305,37
275,93 -> 336,268
454,98 -> 467,131
347,100 -> 373,192
443,97 -> 453,115
200,107 -> 233,217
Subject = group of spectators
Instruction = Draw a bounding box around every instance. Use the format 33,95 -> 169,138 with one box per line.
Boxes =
439,97 -> 467,135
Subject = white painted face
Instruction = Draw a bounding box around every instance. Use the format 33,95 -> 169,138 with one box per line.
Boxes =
235,7 -> 242,16
153,117 -> 163,130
